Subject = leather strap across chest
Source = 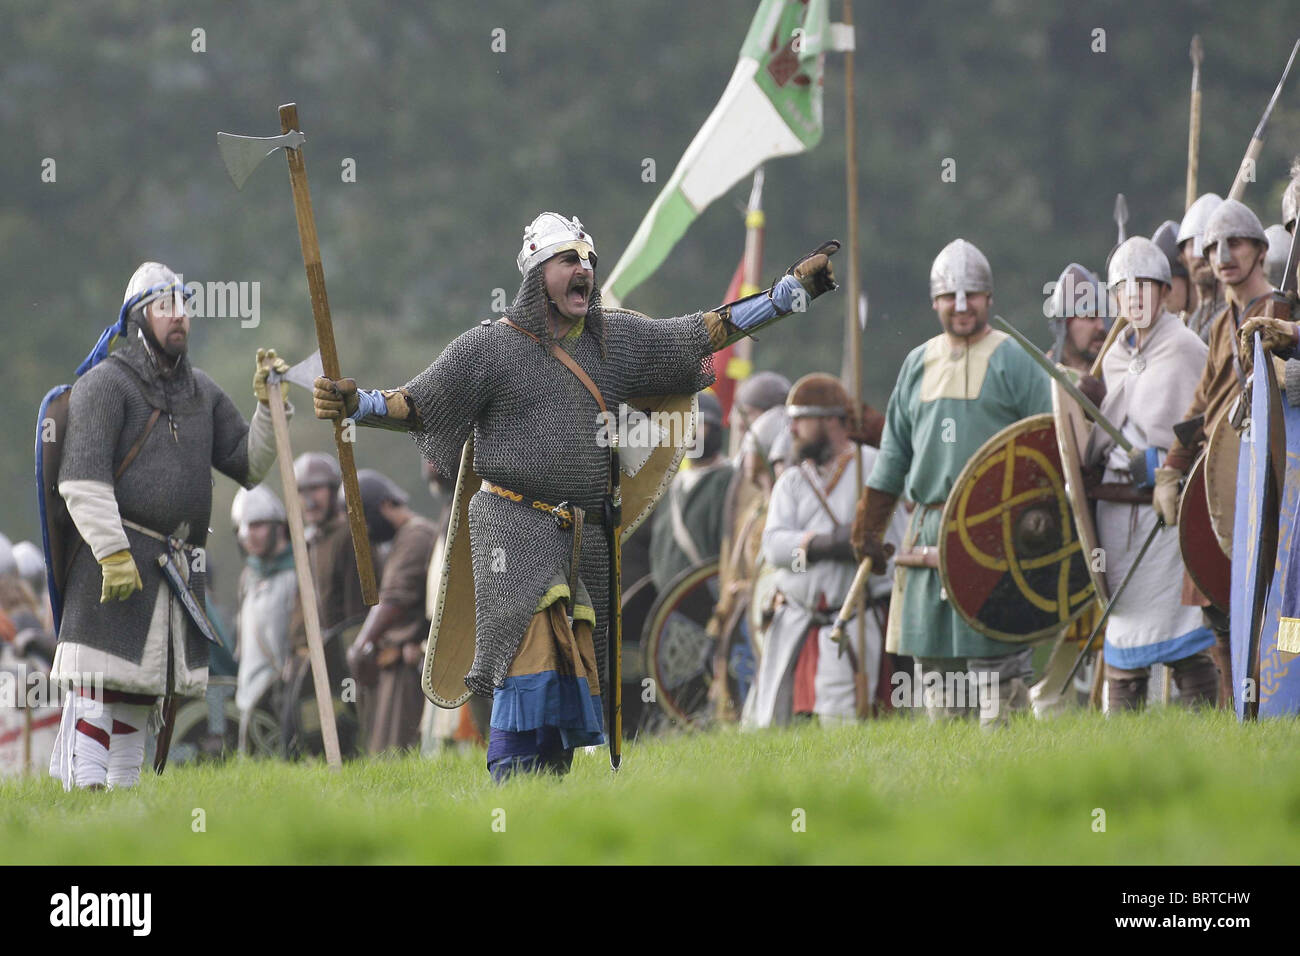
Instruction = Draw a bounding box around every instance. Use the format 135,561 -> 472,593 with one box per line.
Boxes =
497,317 -> 609,415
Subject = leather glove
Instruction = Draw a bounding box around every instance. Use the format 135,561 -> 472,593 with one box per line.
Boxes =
788,240 -> 840,301
1077,373 -> 1107,408
99,550 -> 143,603
851,487 -> 898,572
805,525 -> 856,563
1152,467 -> 1181,527
313,376 -> 359,421
254,348 -> 291,405
1239,313 -> 1300,368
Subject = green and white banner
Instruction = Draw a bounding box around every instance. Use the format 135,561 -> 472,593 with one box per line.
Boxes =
604,0 -> 835,306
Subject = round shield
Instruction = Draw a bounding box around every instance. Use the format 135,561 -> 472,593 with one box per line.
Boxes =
642,558 -> 739,727
619,574 -> 658,736
1179,453 -> 1229,612
1052,378 -> 1109,604
1204,405 -> 1241,557
280,616 -> 364,761
940,414 -> 1095,642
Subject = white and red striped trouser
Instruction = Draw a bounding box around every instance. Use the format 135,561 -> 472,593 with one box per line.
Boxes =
61,687 -> 156,789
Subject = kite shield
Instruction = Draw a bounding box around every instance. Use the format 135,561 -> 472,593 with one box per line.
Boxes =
421,440 -> 482,709
940,414 -> 1095,643
1230,338 -> 1287,719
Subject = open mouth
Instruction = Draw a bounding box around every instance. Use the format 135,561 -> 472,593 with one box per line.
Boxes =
567,277 -> 590,307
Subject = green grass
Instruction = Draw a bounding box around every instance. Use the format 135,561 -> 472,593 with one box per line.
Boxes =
3,708 -> 1298,864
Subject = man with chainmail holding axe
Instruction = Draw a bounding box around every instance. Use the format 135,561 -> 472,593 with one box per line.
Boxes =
313,213 -> 839,780
42,262 -> 290,789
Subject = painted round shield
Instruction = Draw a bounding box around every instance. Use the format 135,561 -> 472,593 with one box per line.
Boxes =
1204,406 -> 1241,557
619,574 -> 658,735
642,558 -> 738,726
1179,454 -> 1229,612
940,414 -> 1095,642
1052,378 -> 1109,604
280,616 -> 363,760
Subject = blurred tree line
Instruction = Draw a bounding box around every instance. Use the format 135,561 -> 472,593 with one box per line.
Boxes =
3,0 -> 1298,613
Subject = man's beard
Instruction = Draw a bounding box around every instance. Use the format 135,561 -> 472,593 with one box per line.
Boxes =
795,433 -> 831,464
142,323 -> 187,361
945,312 -> 988,339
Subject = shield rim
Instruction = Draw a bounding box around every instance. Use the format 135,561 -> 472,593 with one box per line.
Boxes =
421,439 -> 480,709
939,413 -> 1094,644
1178,453 -> 1231,612
1051,379 -> 1109,604
641,557 -> 720,727
1204,405 -> 1240,557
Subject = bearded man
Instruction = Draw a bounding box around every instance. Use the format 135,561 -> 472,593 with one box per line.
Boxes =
48,261 -> 287,789
1160,200 -> 1277,704
1045,262 -> 1108,373
1176,193 -> 1225,342
746,374 -> 901,726
852,239 -> 1052,724
314,213 -> 838,779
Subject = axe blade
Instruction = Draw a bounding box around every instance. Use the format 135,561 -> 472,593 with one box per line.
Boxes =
284,349 -> 324,392
216,130 -> 306,190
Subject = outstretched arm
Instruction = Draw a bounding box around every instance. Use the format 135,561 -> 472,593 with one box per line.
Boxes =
703,241 -> 839,351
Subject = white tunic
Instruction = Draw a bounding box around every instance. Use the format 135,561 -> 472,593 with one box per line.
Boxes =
746,445 -> 905,726
234,560 -> 297,713
1088,312 -> 1213,668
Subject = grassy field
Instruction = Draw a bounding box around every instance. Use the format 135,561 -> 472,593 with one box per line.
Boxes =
2,708 -> 1298,865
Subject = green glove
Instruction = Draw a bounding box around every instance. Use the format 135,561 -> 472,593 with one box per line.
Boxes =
254,348 -> 291,405
99,550 -> 143,603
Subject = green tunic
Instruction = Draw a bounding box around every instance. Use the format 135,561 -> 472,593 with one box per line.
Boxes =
868,328 -> 1052,659
649,459 -> 734,591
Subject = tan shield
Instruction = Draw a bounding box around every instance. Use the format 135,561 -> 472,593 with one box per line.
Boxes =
619,391 -> 698,542
1052,378 -> 1109,604
421,439 -> 482,708
1204,405 -> 1240,557
939,414 -> 1096,643
420,366 -> 701,708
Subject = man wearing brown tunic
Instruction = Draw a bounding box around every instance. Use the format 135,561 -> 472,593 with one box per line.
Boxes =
347,470 -> 435,753
1157,199 -> 1276,704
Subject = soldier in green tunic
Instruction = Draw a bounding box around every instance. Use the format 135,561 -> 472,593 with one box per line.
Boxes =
851,239 -> 1052,723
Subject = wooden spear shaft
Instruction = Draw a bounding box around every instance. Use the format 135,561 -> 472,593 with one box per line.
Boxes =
263,365 -> 343,770
843,0 -> 871,718
1186,36 -> 1203,212
278,102 -> 378,607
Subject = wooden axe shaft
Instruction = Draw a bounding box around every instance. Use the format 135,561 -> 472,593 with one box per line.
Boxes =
829,556 -> 873,651
278,102 -> 377,606
266,371 -> 343,769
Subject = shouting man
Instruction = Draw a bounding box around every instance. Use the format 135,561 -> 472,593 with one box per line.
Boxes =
314,213 -> 838,779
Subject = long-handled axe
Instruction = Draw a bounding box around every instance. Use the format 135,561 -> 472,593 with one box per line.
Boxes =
217,104 -> 378,606
263,356 -> 343,769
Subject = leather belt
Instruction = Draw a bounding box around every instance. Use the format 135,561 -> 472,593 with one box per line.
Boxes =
480,481 -> 605,529
1085,483 -> 1153,505
122,519 -> 196,552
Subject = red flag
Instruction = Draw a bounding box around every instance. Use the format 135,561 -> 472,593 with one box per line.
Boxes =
714,257 -> 746,426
